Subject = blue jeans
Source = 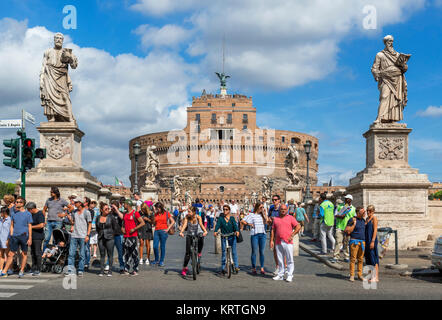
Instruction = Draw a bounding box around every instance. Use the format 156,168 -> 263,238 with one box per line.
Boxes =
84,240 -> 91,266
68,238 -> 85,272
106,235 -> 124,270
207,217 -> 214,230
251,233 -> 266,269
221,235 -> 238,269
43,221 -> 63,251
153,230 -> 168,264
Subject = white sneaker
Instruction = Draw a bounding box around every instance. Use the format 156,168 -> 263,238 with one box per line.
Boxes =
273,268 -> 279,276
145,259 -> 149,265
273,275 -> 284,281
104,265 -> 109,271
286,275 -> 293,282
140,259 -> 144,265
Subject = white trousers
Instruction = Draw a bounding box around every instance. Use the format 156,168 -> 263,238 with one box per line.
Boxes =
320,223 -> 335,254
276,241 -> 294,277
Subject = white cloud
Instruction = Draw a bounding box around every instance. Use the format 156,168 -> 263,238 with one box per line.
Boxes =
130,0 -> 200,16
133,24 -> 193,50
416,105 -> 442,117
0,18 -> 196,185
132,0 -> 425,90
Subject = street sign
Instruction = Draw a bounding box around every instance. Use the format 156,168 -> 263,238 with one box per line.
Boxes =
0,119 -> 22,129
23,110 -> 35,125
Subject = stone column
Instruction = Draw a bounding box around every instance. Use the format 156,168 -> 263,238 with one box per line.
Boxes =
348,123 -> 432,249
215,233 -> 221,254
24,122 -> 101,208
284,186 -> 302,203
293,233 -> 299,257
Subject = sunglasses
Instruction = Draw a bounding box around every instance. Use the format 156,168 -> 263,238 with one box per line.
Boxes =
104,207 -> 110,211
15,201 -> 24,204
223,208 -> 230,211
272,199 -> 279,201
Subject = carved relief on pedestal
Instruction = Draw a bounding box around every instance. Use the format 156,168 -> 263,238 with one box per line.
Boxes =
377,137 -> 405,160
47,135 -> 70,160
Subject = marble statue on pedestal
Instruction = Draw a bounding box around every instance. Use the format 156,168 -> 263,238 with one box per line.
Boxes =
285,145 -> 300,186
371,35 -> 410,124
40,32 -> 78,123
145,146 -> 159,186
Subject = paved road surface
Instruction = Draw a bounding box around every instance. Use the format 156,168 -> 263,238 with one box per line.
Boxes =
2,230 -> 440,300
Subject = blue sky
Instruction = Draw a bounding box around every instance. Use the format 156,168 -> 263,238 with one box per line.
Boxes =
0,0 -> 441,187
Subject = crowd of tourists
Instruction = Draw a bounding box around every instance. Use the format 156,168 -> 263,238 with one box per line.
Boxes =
0,187 -> 379,283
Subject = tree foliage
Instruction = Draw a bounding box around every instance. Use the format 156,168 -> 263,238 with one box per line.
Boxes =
429,190 -> 442,200
0,181 -> 16,199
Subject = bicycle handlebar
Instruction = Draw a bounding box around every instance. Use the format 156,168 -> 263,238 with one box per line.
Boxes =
221,232 -> 235,238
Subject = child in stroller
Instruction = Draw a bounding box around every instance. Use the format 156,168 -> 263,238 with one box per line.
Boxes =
42,241 -> 66,259
41,229 -> 70,274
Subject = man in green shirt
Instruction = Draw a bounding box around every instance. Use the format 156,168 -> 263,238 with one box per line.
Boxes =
332,195 -> 356,263
318,193 -> 335,255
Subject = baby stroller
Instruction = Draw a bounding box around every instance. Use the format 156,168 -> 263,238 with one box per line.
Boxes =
41,228 -> 70,274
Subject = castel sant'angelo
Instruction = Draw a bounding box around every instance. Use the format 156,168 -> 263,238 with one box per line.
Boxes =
129,74 -> 318,205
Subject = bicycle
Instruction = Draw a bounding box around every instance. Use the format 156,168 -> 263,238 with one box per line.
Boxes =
221,232 -> 238,278
189,234 -> 201,280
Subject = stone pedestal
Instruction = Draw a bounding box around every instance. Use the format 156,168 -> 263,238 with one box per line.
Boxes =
23,122 -> 101,208
348,123 -> 432,249
140,185 -> 159,201
98,188 -> 112,204
284,186 -> 302,203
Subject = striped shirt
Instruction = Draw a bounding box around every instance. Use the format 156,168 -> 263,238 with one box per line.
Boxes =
243,213 -> 266,236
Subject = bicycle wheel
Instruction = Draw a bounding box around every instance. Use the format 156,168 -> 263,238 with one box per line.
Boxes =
196,256 -> 201,274
191,250 -> 197,280
226,247 -> 232,279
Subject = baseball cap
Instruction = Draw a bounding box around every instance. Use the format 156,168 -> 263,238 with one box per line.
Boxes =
26,202 -> 37,210
73,197 -> 82,203
125,199 -> 134,206
344,195 -> 353,201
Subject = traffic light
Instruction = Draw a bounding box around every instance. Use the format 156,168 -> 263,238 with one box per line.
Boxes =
22,138 -> 35,170
35,147 -> 46,160
2,138 -> 20,169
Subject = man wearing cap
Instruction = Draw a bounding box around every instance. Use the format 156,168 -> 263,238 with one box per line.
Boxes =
27,202 -> 45,276
332,195 -> 356,263
1,196 -> 33,278
65,198 -> 91,276
318,193 -> 335,255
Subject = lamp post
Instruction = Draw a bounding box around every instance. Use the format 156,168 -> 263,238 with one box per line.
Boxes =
303,140 -> 312,202
133,142 -> 141,194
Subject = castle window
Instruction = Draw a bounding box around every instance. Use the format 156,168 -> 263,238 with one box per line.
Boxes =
232,103 -> 236,107
211,113 -> 216,124
242,125 -> 247,131
208,103 -> 211,107
282,136 -> 285,143
227,114 -> 232,124
242,114 -> 248,124
195,114 -> 200,122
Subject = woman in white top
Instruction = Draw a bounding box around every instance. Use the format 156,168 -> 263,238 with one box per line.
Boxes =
240,202 -> 269,275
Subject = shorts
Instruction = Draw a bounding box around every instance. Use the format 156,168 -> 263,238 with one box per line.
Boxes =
90,234 -> 98,245
0,238 -> 8,249
298,220 -> 305,227
138,226 -> 153,241
9,234 -> 29,252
